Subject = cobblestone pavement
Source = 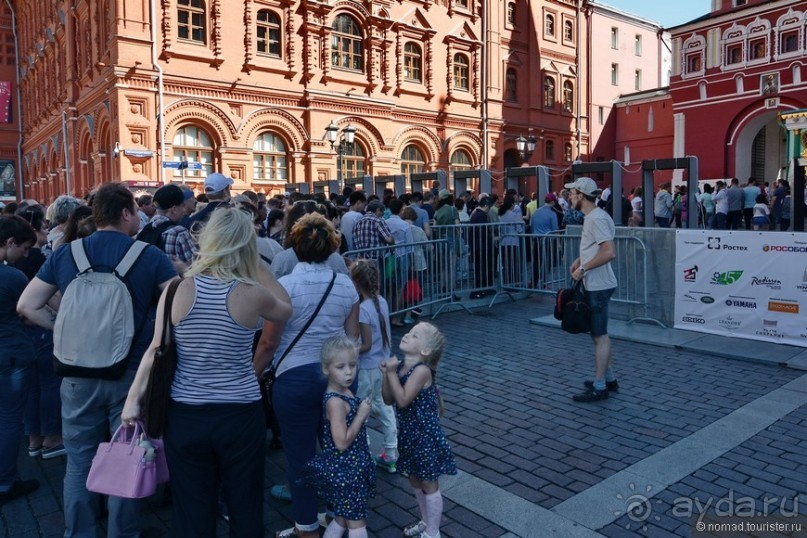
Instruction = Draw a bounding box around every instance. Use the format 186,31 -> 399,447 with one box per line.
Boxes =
2,296 -> 806,537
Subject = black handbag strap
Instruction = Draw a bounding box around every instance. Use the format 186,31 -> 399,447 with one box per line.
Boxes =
159,278 -> 182,348
272,271 -> 337,373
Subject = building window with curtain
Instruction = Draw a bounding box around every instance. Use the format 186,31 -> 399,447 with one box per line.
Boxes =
562,80 -> 573,112
610,27 -> 618,49
253,132 -> 288,181
505,68 -> 517,102
400,145 -> 425,178
178,0 -> 206,44
611,63 -> 619,85
332,14 -> 364,71
172,125 -> 214,181
342,143 -> 366,178
564,20 -> 574,42
507,3 -> 516,25
564,143 -> 573,162
450,149 -> 472,173
404,42 -> 422,82
545,15 -> 555,37
454,53 -> 469,91
256,10 -> 281,57
543,76 -> 555,108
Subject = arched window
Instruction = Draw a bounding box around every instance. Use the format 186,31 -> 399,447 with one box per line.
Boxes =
543,76 -> 555,108
564,20 -> 574,42
507,2 -> 516,25
564,143 -> 573,162
545,140 -> 555,161
450,149 -> 472,173
563,80 -> 573,112
342,143 -> 366,178
545,14 -> 555,37
400,145 -> 425,178
505,68 -> 517,102
253,132 -> 287,181
257,10 -> 281,57
177,0 -> 206,44
404,43 -> 422,82
332,14 -> 363,71
172,125 -> 214,181
453,54 -> 469,91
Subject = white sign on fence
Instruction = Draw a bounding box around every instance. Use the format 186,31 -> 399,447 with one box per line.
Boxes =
674,230 -> 807,347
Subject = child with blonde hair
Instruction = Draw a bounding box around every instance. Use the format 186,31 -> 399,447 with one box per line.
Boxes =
301,336 -> 375,538
381,323 -> 456,538
350,260 -> 399,472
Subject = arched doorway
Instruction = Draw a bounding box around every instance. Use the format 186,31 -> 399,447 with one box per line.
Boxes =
734,110 -> 786,183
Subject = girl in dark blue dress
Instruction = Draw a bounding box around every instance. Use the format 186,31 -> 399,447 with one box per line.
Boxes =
302,336 -> 375,538
381,322 -> 456,538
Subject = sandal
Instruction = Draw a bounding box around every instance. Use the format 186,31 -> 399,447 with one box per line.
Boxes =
270,484 -> 292,502
275,526 -> 319,538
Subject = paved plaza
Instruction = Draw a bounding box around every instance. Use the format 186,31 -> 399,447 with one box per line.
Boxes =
3,295 -> 807,537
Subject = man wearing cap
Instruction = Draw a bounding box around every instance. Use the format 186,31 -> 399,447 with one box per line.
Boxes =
184,172 -> 233,230
565,177 -> 618,403
353,199 -> 394,260
138,184 -> 196,266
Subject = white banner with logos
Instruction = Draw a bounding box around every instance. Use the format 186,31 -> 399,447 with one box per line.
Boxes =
675,230 -> 807,347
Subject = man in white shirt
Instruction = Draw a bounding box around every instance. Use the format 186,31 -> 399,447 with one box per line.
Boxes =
565,177 -> 618,403
340,190 -> 366,251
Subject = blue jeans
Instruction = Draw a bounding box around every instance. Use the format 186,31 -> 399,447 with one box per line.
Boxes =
655,216 -> 670,228
0,361 -> 33,490
24,328 -> 61,437
61,371 -> 140,538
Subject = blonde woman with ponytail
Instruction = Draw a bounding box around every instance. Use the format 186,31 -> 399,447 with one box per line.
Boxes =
123,207 -> 292,537
350,260 -> 399,473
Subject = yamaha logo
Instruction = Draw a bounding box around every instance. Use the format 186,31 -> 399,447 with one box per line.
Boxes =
725,299 -> 757,309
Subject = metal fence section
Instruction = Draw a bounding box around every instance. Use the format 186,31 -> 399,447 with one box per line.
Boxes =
344,239 -> 458,319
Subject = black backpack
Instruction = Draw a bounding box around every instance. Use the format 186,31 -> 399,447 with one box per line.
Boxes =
136,220 -> 175,251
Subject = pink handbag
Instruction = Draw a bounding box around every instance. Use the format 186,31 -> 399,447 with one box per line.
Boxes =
86,420 -> 169,499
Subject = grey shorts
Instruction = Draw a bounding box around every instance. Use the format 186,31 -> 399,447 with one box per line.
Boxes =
587,287 -> 615,337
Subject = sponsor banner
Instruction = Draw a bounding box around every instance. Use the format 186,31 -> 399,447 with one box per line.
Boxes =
675,230 -> 807,347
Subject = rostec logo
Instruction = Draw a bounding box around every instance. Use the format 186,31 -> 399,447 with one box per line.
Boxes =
768,301 -> 800,314
762,245 -> 807,253
683,265 -> 698,282
711,270 -> 743,285
751,276 -> 782,290
708,236 -> 748,251
682,315 -> 706,324
725,298 -> 757,309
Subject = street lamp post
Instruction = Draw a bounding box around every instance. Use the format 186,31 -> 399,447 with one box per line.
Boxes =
324,121 -> 356,193
516,134 -> 537,163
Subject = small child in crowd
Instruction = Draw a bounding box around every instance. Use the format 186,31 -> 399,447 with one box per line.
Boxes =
381,323 -> 456,538
301,336 -> 375,538
350,260 -> 399,472
752,194 -> 770,230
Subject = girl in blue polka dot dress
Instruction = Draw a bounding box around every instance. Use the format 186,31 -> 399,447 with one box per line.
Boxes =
301,336 -> 376,538
381,322 -> 456,538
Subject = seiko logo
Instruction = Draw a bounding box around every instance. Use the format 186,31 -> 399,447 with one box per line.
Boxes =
682,316 -> 706,324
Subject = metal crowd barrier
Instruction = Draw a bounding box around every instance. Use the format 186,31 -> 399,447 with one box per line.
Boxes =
344,223 -> 657,325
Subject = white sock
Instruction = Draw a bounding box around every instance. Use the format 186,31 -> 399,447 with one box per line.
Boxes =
323,520 -> 346,538
424,490 -> 443,536
348,527 -> 368,538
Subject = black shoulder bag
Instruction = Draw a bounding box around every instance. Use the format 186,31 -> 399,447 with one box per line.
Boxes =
259,271 -> 337,426
143,278 -> 182,438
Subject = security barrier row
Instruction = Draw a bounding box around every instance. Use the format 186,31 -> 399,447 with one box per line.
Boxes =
345,223 -> 655,325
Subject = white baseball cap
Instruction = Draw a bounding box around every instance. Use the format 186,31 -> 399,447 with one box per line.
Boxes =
564,177 -> 601,196
204,173 -> 234,194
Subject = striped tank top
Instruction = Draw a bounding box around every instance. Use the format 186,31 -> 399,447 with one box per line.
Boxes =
171,275 -> 260,404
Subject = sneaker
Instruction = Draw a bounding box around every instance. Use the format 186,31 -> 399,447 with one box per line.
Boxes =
403,521 -> 427,537
27,446 -> 42,458
573,388 -> 609,402
584,380 -> 619,392
41,444 -> 66,459
0,479 -> 39,505
469,291 -> 483,299
374,452 -> 397,473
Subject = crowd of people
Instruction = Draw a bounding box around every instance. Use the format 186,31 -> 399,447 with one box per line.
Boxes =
1,175 -> 463,538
